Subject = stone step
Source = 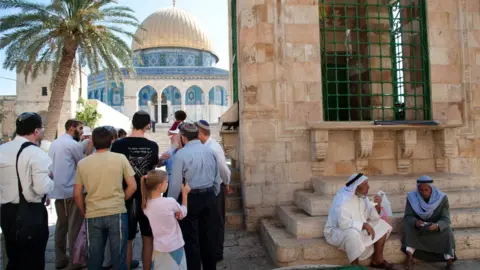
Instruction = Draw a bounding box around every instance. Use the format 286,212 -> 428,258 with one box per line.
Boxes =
226,210 -> 245,229
229,180 -> 242,197
295,189 -> 480,216
278,205 -> 480,239
260,218 -> 480,267
226,196 -> 243,212
313,173 -> 474,195
231,169 -> 240,182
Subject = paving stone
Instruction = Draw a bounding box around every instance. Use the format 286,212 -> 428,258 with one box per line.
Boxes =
224,244 -> 268,260
230,257 -> 276,270
237,235 -> 260,246
224,239 -> 238,247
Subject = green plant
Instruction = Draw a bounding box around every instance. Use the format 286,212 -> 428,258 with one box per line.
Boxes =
0,0 -> 141,140
0,108 -> 5,123
75,98 -> 101,128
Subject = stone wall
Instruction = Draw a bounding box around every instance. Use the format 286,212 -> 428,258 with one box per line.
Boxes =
235,0 -> 480,231
427,0 -> 480,175
236,0 -> 321,231
0,96 -> 16,138
14,67 -> 88,137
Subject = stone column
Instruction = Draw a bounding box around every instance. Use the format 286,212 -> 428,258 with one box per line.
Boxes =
123,96 -> 137,119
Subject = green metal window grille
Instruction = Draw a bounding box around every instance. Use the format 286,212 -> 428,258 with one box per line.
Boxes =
319,0 -> 431,121
231,0 -> 239,103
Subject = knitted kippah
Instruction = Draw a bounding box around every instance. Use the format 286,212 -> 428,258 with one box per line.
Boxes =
180,122 -> 198,133
195,120 -> 210,130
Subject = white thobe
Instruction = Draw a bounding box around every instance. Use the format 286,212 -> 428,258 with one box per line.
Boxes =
324,196 -> 392,262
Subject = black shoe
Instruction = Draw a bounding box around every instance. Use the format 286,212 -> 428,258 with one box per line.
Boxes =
131,260 -> 140,269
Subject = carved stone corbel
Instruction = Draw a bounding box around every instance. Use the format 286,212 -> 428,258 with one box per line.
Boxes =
396,129 -> 417,174
434,128 -> 455,172
434,128 -> 455,157
355,129 -> 374,171
311,130 -> 329,174
311,130 -> 329,161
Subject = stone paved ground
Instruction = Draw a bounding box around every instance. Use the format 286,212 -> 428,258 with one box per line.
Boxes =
2,202 -> 480,270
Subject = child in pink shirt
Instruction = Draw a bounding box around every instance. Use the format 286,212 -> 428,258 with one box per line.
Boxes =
141,169 -> 190,270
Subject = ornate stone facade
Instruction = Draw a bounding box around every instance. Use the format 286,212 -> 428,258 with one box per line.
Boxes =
87,7 -> 231,123
230,0 -> 480,235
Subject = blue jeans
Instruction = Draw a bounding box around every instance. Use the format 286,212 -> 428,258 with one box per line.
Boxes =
86,213 -> 128,270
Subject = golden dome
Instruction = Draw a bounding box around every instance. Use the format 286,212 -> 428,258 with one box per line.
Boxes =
132,7 -> 216,57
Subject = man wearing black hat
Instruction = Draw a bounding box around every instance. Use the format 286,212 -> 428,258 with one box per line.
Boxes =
195,120 -> 231,261
0,112 -> 54,269
167,122 -> 222,270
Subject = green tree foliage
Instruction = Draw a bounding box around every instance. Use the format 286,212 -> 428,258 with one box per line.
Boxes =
0,0 -> 141,140
75,98 -> 101,129
0,108 -> 5,123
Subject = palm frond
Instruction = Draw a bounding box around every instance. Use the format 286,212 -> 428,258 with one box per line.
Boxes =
0,0 -> 48,11
1,0 -> 139,85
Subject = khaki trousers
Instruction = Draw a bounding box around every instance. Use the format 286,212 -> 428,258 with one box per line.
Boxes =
54,198 -> 84,269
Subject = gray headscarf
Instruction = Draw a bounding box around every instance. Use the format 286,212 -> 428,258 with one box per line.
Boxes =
406,175 -> 446,220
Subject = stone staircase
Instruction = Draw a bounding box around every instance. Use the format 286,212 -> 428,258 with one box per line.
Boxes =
260,173 -> 480,267
226,166 -> 245,229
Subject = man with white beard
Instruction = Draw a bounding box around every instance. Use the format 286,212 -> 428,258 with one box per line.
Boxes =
324,173 -> 395,269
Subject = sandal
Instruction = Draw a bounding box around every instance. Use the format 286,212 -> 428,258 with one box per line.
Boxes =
371,260 -> 396,270
404,257 -> 414,270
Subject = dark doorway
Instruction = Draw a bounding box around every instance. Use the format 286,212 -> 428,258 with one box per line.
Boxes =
161,105 -> 168,123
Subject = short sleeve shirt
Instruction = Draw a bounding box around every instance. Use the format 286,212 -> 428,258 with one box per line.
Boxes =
75,151 -> 135,218
111,137 -> 159,197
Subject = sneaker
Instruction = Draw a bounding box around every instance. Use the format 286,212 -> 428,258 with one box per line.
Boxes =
131,260 -> 140,269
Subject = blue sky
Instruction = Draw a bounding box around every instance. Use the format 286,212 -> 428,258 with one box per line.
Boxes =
0,0 -> 229,95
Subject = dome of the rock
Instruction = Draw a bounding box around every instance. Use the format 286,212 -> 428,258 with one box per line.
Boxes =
131,7 -> 216,60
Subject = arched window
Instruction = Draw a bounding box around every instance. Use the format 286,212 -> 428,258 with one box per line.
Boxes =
185,86 -> 205,105
208,86 -> 228,106
138,86 -> 157,107
185,86 -> 205,121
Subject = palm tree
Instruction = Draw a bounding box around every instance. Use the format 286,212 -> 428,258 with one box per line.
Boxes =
0,0 -> 141,140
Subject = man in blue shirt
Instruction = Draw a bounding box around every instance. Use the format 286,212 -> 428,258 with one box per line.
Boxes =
48,119 -> 85,270
167,123 -> 222,270
160,125 -> 182,188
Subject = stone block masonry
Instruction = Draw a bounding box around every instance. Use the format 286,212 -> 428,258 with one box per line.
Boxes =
232,0 -> 480,236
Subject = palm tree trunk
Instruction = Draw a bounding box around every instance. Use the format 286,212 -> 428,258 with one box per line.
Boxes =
78,61 -> 82,99
43,38 -> 78,141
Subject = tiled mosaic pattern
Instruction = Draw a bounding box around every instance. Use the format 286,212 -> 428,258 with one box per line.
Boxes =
133,48 -> 216,68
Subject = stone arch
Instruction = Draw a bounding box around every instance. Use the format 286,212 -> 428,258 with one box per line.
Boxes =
110,83 -> 124,107
185,85 -> 205,105
137,85 -> 158,121
185,85 -> 205,121
208,86 -> 228,106
159,85 -> 182,123
101,88 -> 107,103
207,86 -> 228,123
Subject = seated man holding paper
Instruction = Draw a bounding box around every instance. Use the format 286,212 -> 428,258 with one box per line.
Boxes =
324,173 -> 394,269
402,175 -> 455,270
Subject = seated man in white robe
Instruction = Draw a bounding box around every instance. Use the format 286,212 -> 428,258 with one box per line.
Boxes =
324,173 -> 394,269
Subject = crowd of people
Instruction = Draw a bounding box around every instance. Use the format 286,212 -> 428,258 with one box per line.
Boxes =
0,110 -> 457,270
0,109 -> 230,270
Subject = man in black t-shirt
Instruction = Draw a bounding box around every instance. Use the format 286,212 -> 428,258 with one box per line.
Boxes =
111,111 -> 159,270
